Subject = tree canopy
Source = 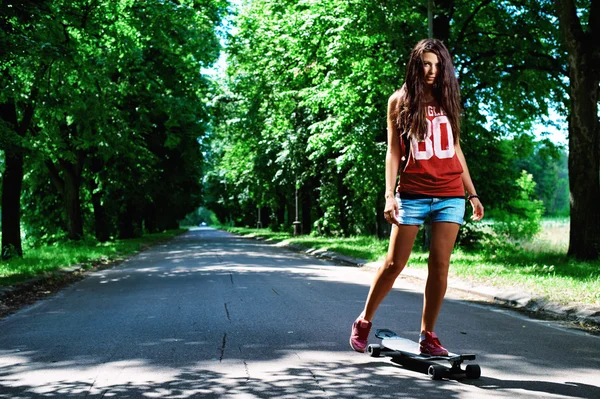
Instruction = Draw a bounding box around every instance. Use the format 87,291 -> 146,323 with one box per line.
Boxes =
1,0 -> 227,257
2,0 -> 597,261
206,0 -> 572,240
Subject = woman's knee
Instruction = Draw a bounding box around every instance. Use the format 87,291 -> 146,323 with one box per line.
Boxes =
428,256 -> 450,272
380,260 -> 404,278
427,261 -> 450,282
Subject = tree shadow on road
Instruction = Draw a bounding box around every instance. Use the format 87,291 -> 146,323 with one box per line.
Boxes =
388,356 -> 600,399
463,376 -> 600,398
0,358 -> 466,398
1,354 -> 599,399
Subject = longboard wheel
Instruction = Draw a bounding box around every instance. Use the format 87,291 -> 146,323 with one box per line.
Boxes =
428,365 -> 445,380
367,344 -> 381,357
465,364 -> 481,379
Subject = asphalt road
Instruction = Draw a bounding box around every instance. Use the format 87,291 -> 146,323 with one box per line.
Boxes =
0,227 -> 599,398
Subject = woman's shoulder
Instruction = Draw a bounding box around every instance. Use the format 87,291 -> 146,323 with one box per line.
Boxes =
388,86 -> 406,107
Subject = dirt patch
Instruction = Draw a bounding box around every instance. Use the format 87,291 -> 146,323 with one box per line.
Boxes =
0,272 -> 86,319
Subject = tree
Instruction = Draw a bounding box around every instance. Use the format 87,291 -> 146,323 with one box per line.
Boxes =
2,0 -> 227,250
555,0 -> 600,259
210,0 -> 567,240
517,139 -> 569,216
0,0 -> 54,257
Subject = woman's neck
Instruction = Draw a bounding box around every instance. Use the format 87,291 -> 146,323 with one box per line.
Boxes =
423,88 -> 434,103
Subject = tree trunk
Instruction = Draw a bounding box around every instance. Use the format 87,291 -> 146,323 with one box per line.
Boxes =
300,184 -> 313,235
63,167 -> 84,240
259,205 -> 269,228
0,100 -> 25,259
567,71 -> 600,259
46,157 -> 85,240
0,68 -> 45,258
89,156 -> 109,242
432,0 -> 452,43
336,172 -> 348,236
46,151 -> 86,241
119,202 -> 136,239
144,203 -> 159,234
1,150 -> 24,259
121,200 -> 144,237
90,186 -> 109,241
275,192 -> 286,229
556,0 -> 600,260
165,218 -> 178,230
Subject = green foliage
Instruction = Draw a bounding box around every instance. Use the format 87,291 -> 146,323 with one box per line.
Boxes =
181,207 -> 220,226
207,0 -> 417,235
490,171 -> 545,240
206,0 -> 568,238
20,157 -> 68,245
1,0 -> 228,249
2,0 -> 574,254
517,140 -> 569,216
455,220 -> 495,250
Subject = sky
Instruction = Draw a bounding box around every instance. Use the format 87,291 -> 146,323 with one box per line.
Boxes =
531,109 -> 568,147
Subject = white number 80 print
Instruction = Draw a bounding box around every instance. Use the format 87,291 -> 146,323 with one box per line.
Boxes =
412,116 -> 455,160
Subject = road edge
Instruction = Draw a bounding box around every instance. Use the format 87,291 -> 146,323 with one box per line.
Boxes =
247,235 -> 600,330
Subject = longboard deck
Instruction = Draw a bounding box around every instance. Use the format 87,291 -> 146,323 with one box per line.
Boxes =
370,329 -> 480,380
381,336 -> 465,361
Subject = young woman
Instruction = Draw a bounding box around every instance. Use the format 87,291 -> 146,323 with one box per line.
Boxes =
350,39 -> 484,356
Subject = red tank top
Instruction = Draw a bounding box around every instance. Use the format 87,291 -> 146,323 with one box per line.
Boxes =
397,100 -> 464,197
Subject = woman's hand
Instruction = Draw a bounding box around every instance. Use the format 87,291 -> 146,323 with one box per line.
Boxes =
469,197 -> 484,221
384,195 -> 401,226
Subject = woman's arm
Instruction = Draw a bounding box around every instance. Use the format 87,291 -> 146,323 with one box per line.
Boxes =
384,93 -> 402,226
455,142 -> 484,221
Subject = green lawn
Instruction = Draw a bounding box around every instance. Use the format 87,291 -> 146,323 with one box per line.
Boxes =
228,227 -> 388,261
0,229 -> 186,286
223,220 -> 599,307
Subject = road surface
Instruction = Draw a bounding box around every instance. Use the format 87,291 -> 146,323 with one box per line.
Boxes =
0,227 -> 598,398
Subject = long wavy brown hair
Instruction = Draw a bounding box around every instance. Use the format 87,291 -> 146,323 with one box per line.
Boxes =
393,39 -> 462,143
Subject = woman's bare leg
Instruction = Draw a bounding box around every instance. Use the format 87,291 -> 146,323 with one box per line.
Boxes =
420,222 -> 460,333
361,224 -> 420,321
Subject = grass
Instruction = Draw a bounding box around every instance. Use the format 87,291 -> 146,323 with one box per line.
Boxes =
0,229 -> 186,287
224,226 -> 388,261
415,248 -> 600,306
223,220 -> 600,308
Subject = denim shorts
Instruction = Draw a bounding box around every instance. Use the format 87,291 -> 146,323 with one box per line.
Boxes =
395,196 -> 465,226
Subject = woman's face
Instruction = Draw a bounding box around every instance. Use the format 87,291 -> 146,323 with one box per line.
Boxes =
422,52 -> 439,86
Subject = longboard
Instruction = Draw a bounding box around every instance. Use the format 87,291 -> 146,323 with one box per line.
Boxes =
368,329 -> 481,380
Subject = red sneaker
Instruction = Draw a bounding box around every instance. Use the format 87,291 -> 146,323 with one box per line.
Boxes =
419,331 -> 449,356
349,318 -> 372,353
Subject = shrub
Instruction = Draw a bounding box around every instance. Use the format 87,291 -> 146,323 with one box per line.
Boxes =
490,170 -> 545,241
456,221 -> 494,250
